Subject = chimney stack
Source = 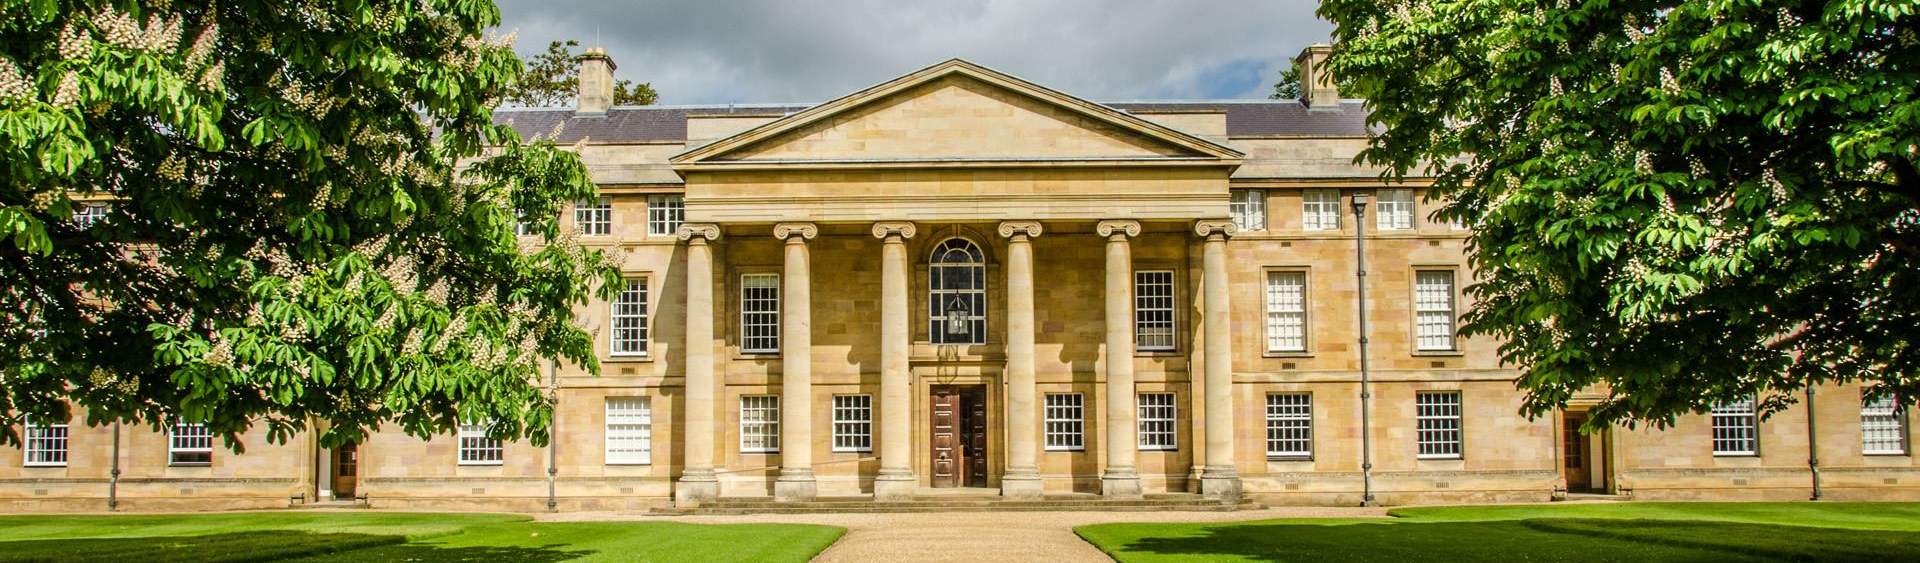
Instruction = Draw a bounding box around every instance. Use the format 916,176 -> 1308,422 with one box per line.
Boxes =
1294,44 -> 1339,109
577,47 -> 617,115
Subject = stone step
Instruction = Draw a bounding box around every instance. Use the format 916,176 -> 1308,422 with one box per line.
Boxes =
652,502 -> 1259,515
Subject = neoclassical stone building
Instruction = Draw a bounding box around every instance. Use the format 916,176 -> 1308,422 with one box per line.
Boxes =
5,47 -> 1917,511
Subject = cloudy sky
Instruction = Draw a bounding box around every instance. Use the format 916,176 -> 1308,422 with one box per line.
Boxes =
493,0 -> 1332,105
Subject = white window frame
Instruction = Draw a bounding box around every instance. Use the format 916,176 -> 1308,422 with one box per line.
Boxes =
740,395 -> 780,454
1414,270 -> 1457,351
928,238 -> 987,345
457,420 -> 504,465
1415,391 -> 1463,459
1711,399 -> 1759,456
1862,393 -> 1908,456
1230,189 -> 1267,231
1377,188 -> 1414,230
1265,270 -> 1308,353
831,394 -> 873,453
740,273 -> 781,354
574,197 -> 612,236
1137,392 -> 1178,451
22,416 -> 69,467
169,422 -> 213,466
1134,270 -> 1176,352
1266,393 -> 1314,459
1301,189 -> 1341,231
611,278 -> 649,357
604,397 -> 653,465
1044,393 -> 1085,451
646,194 -> 684,236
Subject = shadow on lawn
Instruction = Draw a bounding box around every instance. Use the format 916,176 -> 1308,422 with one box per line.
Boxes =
1088,518 -> 1920,563
0,530 -> 588,563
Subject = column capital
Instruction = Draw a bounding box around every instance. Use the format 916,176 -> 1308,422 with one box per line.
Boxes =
997,220 -> 1044,239
676,223 -> 722,242
773,222 -> 818,241
871,221 -> 917,240
1096,219 -> 1141,239
1193,219 -> 1237,239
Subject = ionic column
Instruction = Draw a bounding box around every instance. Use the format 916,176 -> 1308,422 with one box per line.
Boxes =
1097,219 -> 1144,498
872,221 -> 918,501
1195,219 -> 1242,500
674,223 -> 722,507
999,221 -> 1045,499
774,222 -> 818,502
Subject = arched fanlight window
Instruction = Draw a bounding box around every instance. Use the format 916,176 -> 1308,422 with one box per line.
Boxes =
929,238 -> 986,344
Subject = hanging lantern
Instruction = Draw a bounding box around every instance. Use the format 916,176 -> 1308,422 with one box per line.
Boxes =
944,297 -> 970,337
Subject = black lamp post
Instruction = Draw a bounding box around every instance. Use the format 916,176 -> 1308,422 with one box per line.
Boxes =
1352,191 -> 1377,507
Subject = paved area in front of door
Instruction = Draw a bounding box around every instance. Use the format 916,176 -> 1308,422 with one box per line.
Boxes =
539,506 -> 1389,562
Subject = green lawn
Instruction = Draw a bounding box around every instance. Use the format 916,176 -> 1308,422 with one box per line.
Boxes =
1076,502 -> 1920,562
0,512 -> 844,563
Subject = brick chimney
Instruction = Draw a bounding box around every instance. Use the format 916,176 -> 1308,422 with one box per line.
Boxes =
1294,44 -> 1339,109
576,47 -> 617,115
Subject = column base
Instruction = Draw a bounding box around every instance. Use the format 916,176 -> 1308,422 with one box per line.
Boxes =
674,472 -> 719,508
1101,470 -> 1143,499
1000,470 -> 1044,499
873,471 -> 917,502
775,470 -> 817,502
1200,468 -> 1242,501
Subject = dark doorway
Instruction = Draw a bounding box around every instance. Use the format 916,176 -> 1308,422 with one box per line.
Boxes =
930,385 -> 989,488
332,442 -> 359,499
1563,413 -> 1592,492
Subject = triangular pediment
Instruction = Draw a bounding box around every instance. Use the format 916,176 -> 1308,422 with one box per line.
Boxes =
673,60 -> 1242,169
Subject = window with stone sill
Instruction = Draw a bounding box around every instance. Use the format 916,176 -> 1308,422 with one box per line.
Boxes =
1301,189 -> 1341,231
574,197 -> 612,236
1862,392 -> 1907,456
605,397 -> 652,465
740,395 -> 781,453
740,273 -> 780,354
1377,188 -> 1415,230
832,394 -> 873,453
1711,399 -> 1758,456
1266,393 -> 1313,459
22,416 -> 68,467
1265,271 -> 1308,353
1134,270 -> 1176,352
1137,392 -> 1177,451
1414,270 -> 1457,351
458,420 -> 504,465
1416,391 -> 1463,459
647,194 -> 684,236
1230,189 -> 1267,231
1044,393 -> 1085,451
169,422 -> 213,466
611,278 -> 649,356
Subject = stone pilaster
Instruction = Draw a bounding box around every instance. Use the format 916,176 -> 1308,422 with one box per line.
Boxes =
773,222 -> 818,502
998,220 -> 1045,499
872,221 -> 918,501
1195,219 -> 1242,500
1097,219 -> 1143,498
674,223 -> 722,507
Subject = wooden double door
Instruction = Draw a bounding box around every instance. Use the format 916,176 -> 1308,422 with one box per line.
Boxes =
930,385 -> 989,488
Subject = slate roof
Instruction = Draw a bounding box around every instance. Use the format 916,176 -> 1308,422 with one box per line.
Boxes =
493,100 -> 1372,144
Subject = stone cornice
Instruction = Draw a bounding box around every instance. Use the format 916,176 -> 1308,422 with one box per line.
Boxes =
676,223 -> 722,241
1193,219 -> 1237,238
871,221 -> 918,240
997,220 -> 1044,239
1096,220 -> 1141,238
773,222 -> 818,240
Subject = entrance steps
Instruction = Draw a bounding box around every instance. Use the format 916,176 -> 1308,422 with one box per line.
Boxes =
652,492 -> 1261,515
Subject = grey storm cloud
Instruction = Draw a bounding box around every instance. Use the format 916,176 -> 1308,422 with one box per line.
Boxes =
492,0 -> 1332,105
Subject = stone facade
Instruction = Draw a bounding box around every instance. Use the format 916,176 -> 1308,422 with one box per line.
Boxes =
5,53 -> 1917,512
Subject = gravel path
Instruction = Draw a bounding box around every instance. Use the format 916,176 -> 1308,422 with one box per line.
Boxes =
539,506 -> 1389,562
